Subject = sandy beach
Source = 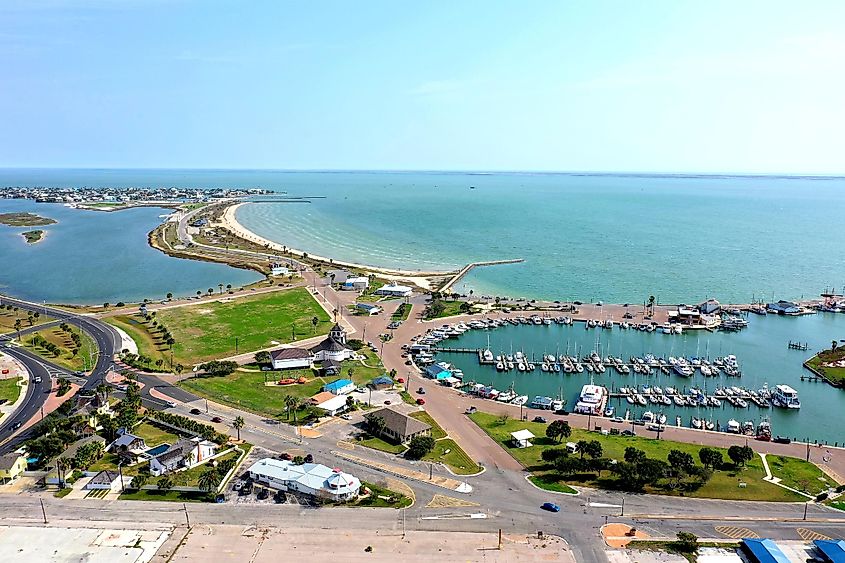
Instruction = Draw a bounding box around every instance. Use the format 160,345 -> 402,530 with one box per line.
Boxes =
219,202 -> 453,291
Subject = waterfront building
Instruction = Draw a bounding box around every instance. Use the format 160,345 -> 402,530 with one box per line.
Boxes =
369,376 -> 394,390
766,300 -> 802,315
699,299 -> 721,314
342,276 -> 370,291
374,283 -> 413,297
425,362 -> 453,380
366,407 -> 431,444
270,347 -> 313,370
270,263 -> 290,276
247,458 -> 361,501
326,269 -> 352,284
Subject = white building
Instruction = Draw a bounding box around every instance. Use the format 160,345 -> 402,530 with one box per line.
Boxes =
150,437 -> 218,477
342,276 -> 370,291
270,263 -> 290,277
270,347 -> 313,370
310,324 -> 354,363
85,470 -> 123,491
315,394 -> 349,416
374,283 -> 412,298
247,458 -> 361,501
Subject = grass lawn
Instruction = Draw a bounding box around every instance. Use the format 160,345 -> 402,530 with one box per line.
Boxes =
767,454 -> 836,496
88,454 -> 146,476
352,481 -> 412,508
156,288 -> 331,365
528,474 -> 578,494
132,421 -> 180,448
806,349 -> 845,386
118,489 -> 208,502
409,411 -> 447,440
181,359 -> 383,419
357,436 -> 407,454
423,439 -> 482,475
0,378 -> 21,405
54,488 -> 72,498
425,300 -> 469,320
829,501 -> 845,511
0,309 -> 54,334
391,303 -> 412,321
469,412 -> 825,501
23,326 -> 98,372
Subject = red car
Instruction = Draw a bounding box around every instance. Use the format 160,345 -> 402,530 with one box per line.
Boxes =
416,398 -> 426,405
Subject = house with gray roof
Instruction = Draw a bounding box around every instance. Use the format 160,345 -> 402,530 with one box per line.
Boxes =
247,458 -> 360,501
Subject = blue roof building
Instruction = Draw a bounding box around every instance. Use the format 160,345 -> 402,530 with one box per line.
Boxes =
741,538 -> 791,563
425,364 -> 452,380
323,378 -> 355,395
814,539 -> 845,563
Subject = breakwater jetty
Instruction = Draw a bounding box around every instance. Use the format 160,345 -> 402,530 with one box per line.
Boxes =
440,258 -> 524,293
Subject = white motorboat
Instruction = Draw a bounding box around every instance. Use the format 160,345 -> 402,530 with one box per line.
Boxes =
511,395 -> 529,406
771,384 -> 800,409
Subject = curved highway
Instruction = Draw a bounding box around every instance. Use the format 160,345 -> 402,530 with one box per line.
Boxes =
0,296 -> 121,451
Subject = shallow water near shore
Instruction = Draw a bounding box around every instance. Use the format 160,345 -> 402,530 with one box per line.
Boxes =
0,198 -> 261,304
434,312 -> 845,444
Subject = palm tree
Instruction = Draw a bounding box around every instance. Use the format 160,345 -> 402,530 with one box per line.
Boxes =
198,467 -> 222,494
284,395 -> 299,424
55,458 -> 69,488
218,283 -> 224,294
311,316 -> 319,333
207,288 -> 214,295
13,319 -> 21,339
95,383 -> 111,404
166,292 -> 173,300
332,308 -> 339,322
233,416 -> 244,440
648,295 -> 655,315
226,284 -> 232,292
196,290 -> 202,298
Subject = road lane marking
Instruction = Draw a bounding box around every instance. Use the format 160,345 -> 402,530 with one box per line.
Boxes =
715,525 -> 759,539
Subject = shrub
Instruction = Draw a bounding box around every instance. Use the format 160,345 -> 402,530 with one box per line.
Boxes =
406,435 -> 436,460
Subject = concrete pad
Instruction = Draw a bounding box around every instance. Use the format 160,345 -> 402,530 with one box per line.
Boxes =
0,525 -> 169,563
168,525 -> 576,562
697,547 -> 743,563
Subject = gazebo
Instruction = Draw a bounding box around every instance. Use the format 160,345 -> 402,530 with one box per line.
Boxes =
510,429 -> 535,448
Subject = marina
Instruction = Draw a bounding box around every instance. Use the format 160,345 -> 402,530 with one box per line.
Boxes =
409,310 -> 845,444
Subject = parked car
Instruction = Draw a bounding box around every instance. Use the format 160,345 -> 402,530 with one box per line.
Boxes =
621,429 -> 636,437
416,398 -> 426,405
465,406 -> 477,414
304,454 -> 314,463
541,502 -> 560,513
341,414 -> 352,420
33,376 -> 42,384
211,416 -> 223,423
773,436 -> 792,444
279,452 -> 292,461
384,400 -> 391,405
233,479 -> 244,491
257,488 -> 269,500
11,421 -> 22,430
190,408 -> 202,415
532,416 -> 547,423
417,387 -> 426,394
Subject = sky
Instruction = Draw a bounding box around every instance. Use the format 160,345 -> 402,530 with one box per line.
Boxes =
2,1 -> 845,173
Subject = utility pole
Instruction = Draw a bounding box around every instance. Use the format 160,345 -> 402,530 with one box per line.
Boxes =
40,498 -> 47,524
429,464 -> 433,480
402,507 -> 406,539
118,462 -> 125,492
620,497 -> 625,517
803,502 -> 808,521
183,503 -> 191,527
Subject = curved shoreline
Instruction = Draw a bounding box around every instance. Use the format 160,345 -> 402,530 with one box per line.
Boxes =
220,202 -> 455,288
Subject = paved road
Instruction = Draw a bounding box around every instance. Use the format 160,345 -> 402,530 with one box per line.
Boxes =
0,296 -> 121,451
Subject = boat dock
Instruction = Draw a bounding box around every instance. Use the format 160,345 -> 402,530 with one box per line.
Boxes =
439,258 -> 524,293
788,340 -> 810,351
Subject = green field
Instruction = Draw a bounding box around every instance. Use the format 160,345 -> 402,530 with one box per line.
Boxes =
357,436 -> 407,454
422,438 -> 482,475
0,378 -> 21,405
132,421 -> 180,447
424,300 -> 469,320
353,481 -> 413,508
469,412 -> 831,501
153,288 -> 331,364
181,359 -> 385,419
0,309 -> 54,334
118,489 -> 208,502
24,326 -> 98,372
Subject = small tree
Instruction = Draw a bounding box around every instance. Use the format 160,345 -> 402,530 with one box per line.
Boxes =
673,532 -> 698,553
157,476 -> 173,491
364,414 -> 386,437
406,435 -> 436,460
728,445 -> 754,467
130,475 -> 148,490
255,351 -> 271,365
624,447 -> 647,465
698,447 -> 723,469
546,420 -> 570,443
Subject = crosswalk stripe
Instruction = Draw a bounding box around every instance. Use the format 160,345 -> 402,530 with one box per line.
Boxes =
797,528 -> 831,541
715,525 -> 759,539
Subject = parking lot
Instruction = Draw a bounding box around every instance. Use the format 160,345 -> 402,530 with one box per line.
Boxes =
225,447 -> 320,507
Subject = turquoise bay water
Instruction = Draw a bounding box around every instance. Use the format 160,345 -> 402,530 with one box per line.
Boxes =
234,172 -> 845,304
436,313 -> 845,444
0,198 -> 260,304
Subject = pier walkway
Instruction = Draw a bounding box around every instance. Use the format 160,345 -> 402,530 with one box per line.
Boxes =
439,258 -> 523,293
